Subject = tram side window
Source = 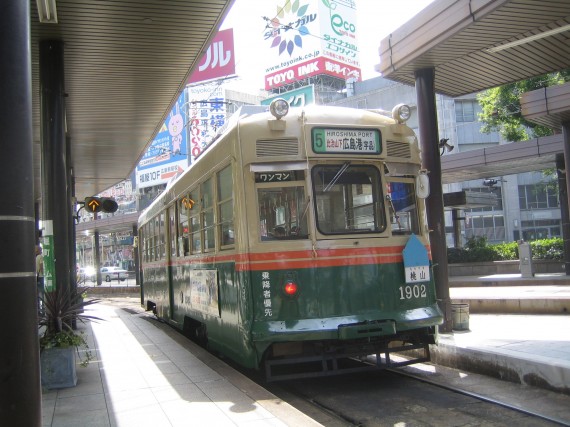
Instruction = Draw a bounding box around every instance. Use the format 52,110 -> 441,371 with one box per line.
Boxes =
169,207 -> 177,258
258,184 -> 308,241
178,198 -> 190,256
217,165 -> 234,247
190,186 -> 201,254
154,216 -> 161,261
312,164 -> 385,234
149,218 -> 155,261
386,180 -> 420,235
140,228 -> 145,263
202,178 -> 215,252
160,213 -> 167,259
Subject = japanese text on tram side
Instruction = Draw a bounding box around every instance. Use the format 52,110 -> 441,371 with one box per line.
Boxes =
262,272 -> 272,317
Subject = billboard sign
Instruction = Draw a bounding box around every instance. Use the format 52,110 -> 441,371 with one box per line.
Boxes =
186,83 -> 226,162
263,0 -> 360,90
136,92 -> 188,188
261,85 -> 315,107
188,29 -> 236,85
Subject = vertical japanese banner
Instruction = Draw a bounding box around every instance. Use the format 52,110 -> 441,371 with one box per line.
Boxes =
42,220 -> 56,292
136,92 -> 188,189
186,84 -> 226,163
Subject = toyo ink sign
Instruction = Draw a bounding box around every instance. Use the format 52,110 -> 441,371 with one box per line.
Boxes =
263,0 -> 360,90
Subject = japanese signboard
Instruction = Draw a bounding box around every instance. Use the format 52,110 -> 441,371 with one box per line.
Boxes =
261,85 -> 315,107
136,92 -> 188,188
402,234 -> 431,284
262,0 -> 361,90
188,29 -> 236,85
312,128 -> 380,154
186,83 -> 226,162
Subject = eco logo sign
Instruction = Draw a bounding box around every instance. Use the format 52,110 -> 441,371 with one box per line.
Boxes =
264,1 -> 316,56
322,0 -> 356,38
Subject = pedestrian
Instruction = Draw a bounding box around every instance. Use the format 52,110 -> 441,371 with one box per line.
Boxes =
35,245 -> 44,314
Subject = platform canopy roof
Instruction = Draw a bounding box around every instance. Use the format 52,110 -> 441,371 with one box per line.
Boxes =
30,0 -> 235,200
377,0 -> 570,98
377,0 -> 570,182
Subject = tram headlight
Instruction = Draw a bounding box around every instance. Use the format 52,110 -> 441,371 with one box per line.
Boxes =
392,104 -> 411,123
269,98 -> 289,120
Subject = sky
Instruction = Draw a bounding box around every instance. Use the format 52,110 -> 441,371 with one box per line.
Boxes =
220,0 -> 434,92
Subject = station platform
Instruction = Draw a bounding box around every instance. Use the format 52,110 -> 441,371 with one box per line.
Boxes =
449,273 -> 570,314
42,297 -> 322,427
42,275 -> 570,426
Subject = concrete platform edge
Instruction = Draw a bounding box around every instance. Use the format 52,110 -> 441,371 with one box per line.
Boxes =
430,340 -> 570,395
453,298 -> 570,314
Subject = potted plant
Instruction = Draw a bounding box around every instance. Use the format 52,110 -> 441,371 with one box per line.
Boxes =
38,284 -> 101,389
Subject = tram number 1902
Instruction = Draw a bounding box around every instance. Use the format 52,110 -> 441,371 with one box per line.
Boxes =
398,284 -> 427,300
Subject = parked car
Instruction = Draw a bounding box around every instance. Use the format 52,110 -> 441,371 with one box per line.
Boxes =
100,266 -> 128,282
78,266 -> 96,282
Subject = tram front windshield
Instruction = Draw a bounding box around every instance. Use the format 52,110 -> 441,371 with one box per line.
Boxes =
312,164 -> 386,234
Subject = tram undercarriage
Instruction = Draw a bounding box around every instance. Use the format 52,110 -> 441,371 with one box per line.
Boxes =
263,328 -> 437,381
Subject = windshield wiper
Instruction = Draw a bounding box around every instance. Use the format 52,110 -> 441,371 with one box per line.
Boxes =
324,162 -> 350,192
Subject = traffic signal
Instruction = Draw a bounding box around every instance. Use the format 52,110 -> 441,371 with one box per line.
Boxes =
84,197 -> 118,213
483,179 -> 498,187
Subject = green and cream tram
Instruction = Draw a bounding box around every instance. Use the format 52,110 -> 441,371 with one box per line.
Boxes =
138,99 -> 443,380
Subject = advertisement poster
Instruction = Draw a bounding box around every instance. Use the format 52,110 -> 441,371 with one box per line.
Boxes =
136,92 -> 188,188
188,28 -> 236,85
188,269 -> 219,316
262,0 -> 361,90
186,83 -> 226,162
261,85 -> 315,107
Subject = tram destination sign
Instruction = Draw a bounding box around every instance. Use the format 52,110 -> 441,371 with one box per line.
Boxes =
312,128 -> 381,154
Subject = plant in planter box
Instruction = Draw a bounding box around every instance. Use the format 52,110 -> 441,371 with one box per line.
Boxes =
38,285 -> 101,388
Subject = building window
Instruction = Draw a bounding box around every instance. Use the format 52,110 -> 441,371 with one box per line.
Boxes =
455,100 -> 476,122
518,184 -> 559,210
464,214 -> 505,243
521,219 -> 561,240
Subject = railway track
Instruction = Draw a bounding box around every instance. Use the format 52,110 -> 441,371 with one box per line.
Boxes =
388,367 -> 570,427
250,358 -> 570,427
133,302 -> 570,426
135,302 -> 570,427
